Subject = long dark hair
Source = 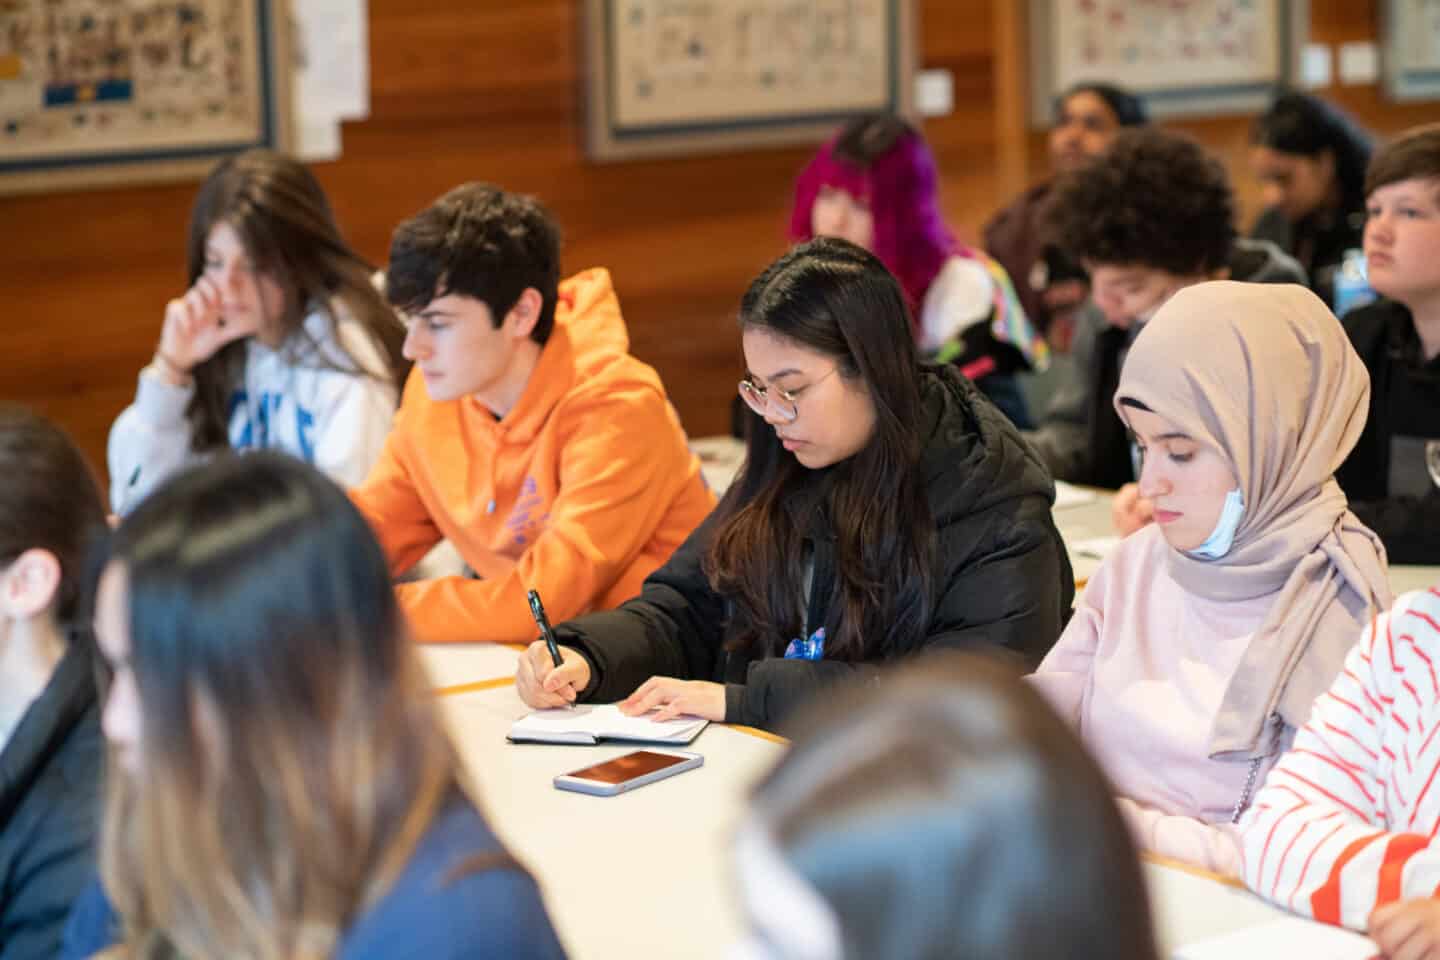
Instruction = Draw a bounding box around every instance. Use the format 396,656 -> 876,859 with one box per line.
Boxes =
705,238 -> 934,663
1251,90 -> 1374,221
0,405 -> 107,630
745,653 -> 1159,960
92,453 -> 474,957
184,150 -> 408,450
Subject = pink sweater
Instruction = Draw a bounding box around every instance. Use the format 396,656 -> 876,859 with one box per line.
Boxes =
1031,525 -> 1289,875
1240,588 -> 1440,930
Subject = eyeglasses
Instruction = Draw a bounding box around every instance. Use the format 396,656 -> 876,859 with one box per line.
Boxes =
737,367 -> 838,424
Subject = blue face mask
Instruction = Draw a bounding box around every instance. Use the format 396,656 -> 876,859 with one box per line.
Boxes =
1188,488 -> 1245,560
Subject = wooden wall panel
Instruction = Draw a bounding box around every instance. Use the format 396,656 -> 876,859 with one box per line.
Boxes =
1,0 -> 1434,491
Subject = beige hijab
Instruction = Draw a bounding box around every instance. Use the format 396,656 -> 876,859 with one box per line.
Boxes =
1115,281 -> 1391,759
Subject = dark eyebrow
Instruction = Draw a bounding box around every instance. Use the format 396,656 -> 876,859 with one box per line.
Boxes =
759,367 -> 805,383
1156,432 -> 1194,441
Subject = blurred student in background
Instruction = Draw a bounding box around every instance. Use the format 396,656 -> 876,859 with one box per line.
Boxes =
984,81 -> 1148,349
1249,89 -> 1374,310
790,114 -> 1047,426
107,149 -> 406,515
0,407 -> 108,960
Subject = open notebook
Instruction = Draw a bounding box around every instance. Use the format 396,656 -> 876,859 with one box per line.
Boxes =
507,704 -> 709,745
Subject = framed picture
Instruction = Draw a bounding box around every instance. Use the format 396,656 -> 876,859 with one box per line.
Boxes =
1028,0 -> 1307,124
1382,0 -> 1440,101
583,0 -> 915,162
0,0 -> 291,195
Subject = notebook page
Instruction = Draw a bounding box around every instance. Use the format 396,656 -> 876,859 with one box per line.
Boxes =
509,704 -> 706,744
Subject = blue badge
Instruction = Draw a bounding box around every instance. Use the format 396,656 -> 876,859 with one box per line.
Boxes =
784,627 -> 825,661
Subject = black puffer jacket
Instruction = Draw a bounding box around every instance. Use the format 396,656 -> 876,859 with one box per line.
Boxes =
559,366 -> 1073,731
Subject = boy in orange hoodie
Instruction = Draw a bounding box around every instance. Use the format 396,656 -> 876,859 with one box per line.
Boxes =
352,183 -> 715,644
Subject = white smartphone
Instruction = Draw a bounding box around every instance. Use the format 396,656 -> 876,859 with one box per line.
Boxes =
553,749 -> 704,796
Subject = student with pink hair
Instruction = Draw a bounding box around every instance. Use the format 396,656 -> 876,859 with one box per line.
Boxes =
789,114 -> 1047,427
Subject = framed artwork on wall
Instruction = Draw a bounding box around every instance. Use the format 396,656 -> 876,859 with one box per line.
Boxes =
1028,0 -> 1307,125
0,0 -> 291,195
583,0 -> 915,162
1382,0 -> 1440,101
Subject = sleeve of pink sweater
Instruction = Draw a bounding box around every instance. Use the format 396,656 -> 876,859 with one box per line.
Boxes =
1029,580 -> 1103,727
1240,589 -> 1440,931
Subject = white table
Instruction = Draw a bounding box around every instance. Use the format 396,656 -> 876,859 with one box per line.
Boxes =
437,682 -> 783,960
422,649 -> 1380,959
1145,857 -> 1378,958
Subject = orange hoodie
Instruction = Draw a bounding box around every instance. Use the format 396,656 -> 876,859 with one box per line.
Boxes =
352,268 -> 716,644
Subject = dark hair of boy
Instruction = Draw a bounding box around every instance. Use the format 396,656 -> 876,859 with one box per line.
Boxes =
385,183 -> 562,346
1046,127 -> 1236,274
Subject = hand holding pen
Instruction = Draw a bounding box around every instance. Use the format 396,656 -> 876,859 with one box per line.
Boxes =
517,589 -> 592,709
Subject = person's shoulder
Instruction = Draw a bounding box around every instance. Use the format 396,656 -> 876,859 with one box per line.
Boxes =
1387,588 -> 1440,643
1341,298 -> 1409,355
342,800 -> 563,958
919,367 -> 1055,519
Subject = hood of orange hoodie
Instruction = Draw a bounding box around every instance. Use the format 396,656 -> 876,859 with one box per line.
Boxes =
485,267 -> 647,445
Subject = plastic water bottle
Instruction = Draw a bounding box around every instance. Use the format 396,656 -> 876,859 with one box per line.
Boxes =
1333,248 -> 1377,317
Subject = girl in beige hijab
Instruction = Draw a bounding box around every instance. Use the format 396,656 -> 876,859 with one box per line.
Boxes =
1031,280 -> 1391,875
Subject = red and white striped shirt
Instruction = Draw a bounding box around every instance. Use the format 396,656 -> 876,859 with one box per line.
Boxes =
1240,587 -> 1440,930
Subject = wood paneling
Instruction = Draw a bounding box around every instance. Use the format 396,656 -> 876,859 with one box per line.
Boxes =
1,0 -> 1433,490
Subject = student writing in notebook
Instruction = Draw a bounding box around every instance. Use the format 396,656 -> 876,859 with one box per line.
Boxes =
107,149 -> 407,515
730,653 -> 1159,960
1031,281 -> 1391,876
516,238 -> 1072,731
0,407 -> 108,960
63,454 -> 565,960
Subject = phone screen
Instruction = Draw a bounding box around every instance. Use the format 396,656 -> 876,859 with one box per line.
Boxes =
565,750 -> 692,785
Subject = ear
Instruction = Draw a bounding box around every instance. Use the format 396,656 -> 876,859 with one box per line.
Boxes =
1316,148 -> 1337,180
0,548 -> 62,620
503,288 -> 544,341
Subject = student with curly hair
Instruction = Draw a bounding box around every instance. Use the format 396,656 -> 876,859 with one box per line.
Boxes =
351,183 -> 714,644
1029,127 -> 1304,495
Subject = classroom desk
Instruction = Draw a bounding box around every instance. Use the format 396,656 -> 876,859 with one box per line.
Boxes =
437,682 -> 783,960
431,672 -> 1376,959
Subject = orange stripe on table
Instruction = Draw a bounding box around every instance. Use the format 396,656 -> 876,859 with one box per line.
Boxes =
435,677 -> 516,697
729,724 -> 789,745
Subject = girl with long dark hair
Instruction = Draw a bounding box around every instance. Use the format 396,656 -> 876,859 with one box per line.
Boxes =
516,239 -> 1071,731
107,149 -> 408,514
